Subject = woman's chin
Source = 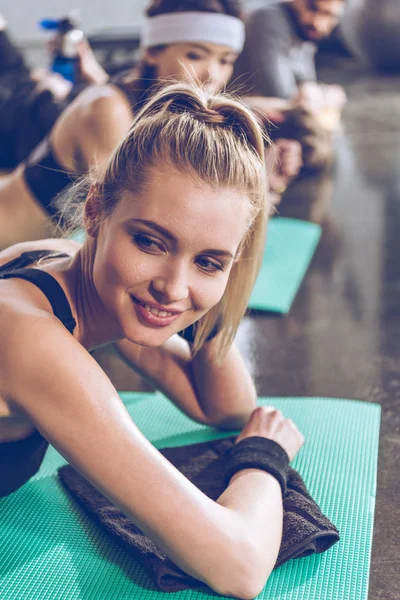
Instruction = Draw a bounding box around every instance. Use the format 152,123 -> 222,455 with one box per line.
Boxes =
123,327 -> 172,348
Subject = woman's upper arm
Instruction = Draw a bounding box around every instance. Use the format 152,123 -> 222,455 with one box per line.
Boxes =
2,317 -> 245,589
77,86 -> 134,167
51,85 -> 134,172
113,336 -> 212,423
114,336 -> 256,428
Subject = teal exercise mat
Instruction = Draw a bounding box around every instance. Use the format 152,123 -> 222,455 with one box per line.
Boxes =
0,394 -> 379,600
70,217 -> 321,315
69,228 -> 86,244
249,217 -> 322,314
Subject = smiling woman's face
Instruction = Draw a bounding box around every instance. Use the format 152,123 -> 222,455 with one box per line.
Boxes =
91,164 -> 251,346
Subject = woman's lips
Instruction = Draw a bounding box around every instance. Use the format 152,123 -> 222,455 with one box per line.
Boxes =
131,296 -> 182,328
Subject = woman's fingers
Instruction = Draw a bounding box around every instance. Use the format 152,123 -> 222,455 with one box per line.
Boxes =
236,406 -> 304,461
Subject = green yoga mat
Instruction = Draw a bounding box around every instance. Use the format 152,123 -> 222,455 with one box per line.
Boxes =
70,217 -> 321,315
248,218 -> 322,313
0,394 -> 379,600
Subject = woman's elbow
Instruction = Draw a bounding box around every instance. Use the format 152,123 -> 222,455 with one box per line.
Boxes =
206,543 -> 273,599
203,410 -> 252,431
212,574 -> 269,600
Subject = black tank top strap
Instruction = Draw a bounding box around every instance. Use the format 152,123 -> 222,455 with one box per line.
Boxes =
0,250 -> 69,273
0,255 -> 76,334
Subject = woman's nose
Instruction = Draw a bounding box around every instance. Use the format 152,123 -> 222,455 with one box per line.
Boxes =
150,263 -> 189,304
195,61 -> 219,85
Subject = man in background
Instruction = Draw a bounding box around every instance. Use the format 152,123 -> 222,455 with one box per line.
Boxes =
233,0 -> 347,130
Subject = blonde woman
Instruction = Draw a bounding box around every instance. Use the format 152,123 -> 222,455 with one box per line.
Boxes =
0,83 -> 303,597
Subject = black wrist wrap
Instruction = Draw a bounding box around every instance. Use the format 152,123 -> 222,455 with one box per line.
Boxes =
224,436 -> 290,495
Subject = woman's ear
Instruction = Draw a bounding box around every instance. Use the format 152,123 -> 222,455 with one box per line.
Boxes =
84,185 -> 102,238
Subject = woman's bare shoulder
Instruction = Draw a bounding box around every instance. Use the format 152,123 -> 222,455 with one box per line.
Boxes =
51,83 -> 134,167
0,293 -> 71,376
73,83 -> 132,120
0,294 -> 94,409
51,83 -> 132,144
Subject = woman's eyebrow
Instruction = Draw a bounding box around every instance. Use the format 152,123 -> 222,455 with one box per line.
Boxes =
129,219 -> 176,242
202,249 -> 234,260
129,219 -> 234,259
186,43 -> 236,59
186,43 -> 211,54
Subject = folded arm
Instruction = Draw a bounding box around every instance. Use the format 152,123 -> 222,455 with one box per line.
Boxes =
2,313 -> 281,599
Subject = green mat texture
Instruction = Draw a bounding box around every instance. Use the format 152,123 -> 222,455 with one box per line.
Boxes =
248,217 -> 321,313
0,394 -> 379,600
71,217 -> 321,315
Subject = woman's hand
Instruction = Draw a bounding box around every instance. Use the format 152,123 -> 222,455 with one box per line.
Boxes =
274,138 -> 303,179
236,406 -> 304,461
47,33 -> 109,85
243,96 -> 293,124
75,38 -> 109,85
297,82 -> 347,112
267,138 -> 303,206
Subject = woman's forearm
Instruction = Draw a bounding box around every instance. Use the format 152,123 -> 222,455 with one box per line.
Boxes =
217,469 -> 283,592
147,467 -> 283,599
114,338 -> 257,428
190,341 -> 257,428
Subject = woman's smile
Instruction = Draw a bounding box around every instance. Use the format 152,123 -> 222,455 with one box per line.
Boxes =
130,294 -> 184,328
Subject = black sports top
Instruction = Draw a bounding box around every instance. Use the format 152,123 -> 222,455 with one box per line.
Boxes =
22,70 -> 151,218
0,249 -> 74,498
0,250 -> 76,333
23,140 -> 76,219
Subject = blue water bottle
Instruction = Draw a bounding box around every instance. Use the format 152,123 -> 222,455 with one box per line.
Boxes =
39,12 -> 83,84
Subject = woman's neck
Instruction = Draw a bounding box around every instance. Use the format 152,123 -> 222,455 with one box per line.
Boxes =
64,239 -> 125,350
113,64 -> 156,110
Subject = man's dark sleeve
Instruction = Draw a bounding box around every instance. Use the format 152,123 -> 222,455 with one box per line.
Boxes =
233,8 -> 299,99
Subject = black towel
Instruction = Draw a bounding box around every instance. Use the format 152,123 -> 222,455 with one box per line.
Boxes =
58,437 -> 339,592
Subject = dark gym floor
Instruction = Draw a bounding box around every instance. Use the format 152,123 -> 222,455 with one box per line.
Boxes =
243,52 -> 399,600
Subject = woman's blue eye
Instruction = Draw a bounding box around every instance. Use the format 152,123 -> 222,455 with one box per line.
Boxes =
196,257 -> 224,273
133,234 -> 163,253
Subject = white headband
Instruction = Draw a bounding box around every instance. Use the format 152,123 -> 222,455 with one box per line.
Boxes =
142,12 -> 245,53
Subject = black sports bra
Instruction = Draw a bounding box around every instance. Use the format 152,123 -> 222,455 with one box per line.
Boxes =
0,250 -> 76,334
0,249 -> 73,498
21,72 -> 147,219
23,139 -> 75,219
